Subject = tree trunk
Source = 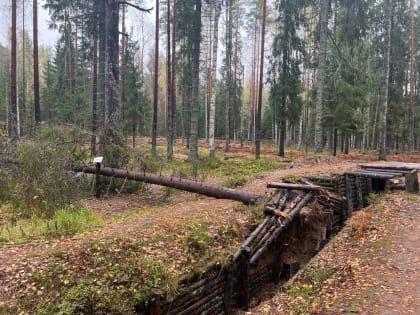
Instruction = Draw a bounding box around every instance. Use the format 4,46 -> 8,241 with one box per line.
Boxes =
225,0 -> 232,153
21,1 -> 26,135
105,0 -> 120,130
209,1 -> 221,158
171,0 -> 177,154
91,36 -> 98,156
408,0 -> 415,152
166,0 -> 173,160
33,0 -> 41,125
9,0 -> 18,140
314,0 -> 329,154
379,1 -> 392,161
151,0 -> 159,155
74,166 -> 263,205
255,0 -> 267,160
98,0 -> 106,126
188,0 -> 201,160
120,4 -> 126,125
66,13 -> 72,94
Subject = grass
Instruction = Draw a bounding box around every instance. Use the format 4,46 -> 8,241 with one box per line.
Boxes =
10,217 -> 243,314
0,205 -> 103,242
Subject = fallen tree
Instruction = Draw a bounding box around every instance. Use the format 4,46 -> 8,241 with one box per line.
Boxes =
73,165 -> 264,204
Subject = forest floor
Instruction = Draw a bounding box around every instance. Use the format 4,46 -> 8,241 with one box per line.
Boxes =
0,146 -> 419,314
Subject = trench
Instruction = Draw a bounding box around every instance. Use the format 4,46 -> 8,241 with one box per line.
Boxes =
77,163 -> 419,314
131,165 -> 418,315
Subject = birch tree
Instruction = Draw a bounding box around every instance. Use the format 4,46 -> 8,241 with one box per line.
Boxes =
209,0 -> 221,158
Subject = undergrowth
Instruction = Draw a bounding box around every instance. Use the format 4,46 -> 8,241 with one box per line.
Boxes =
9,218 -> 243,314
0,205 -> 102,242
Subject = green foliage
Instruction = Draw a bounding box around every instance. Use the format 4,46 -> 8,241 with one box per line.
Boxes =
99,128 -> 129,169
0,206 -> 102,242
0,132 -> 88,218
222,176 -> 247,188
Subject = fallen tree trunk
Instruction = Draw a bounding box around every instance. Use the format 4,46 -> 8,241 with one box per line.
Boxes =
73,165 -> 263,205
266,182 -> 322,191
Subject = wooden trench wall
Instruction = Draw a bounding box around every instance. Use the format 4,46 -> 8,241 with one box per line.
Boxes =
138,171 -> 386,315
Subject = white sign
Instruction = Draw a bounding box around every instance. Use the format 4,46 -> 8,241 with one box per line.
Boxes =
93,156 -> 104,164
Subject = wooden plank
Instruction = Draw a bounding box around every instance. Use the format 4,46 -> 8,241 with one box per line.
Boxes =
359,162 -> 420,171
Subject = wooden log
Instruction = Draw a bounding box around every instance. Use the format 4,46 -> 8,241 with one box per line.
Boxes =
345,175 -> 353,216
276,190 -> 289,210
237,247 -> 250,311
355,176 -> 364,210
364,167 -> 411,174
233,217 -> 270,261
150,288 -> 162,315
177,286 -> 224,315
267,182 -> 322,191
74,165 -> 263,204
405,170 -> 419,193
249,192 -> 314,265
345,170 -> 401,179
224,266 -> 233,315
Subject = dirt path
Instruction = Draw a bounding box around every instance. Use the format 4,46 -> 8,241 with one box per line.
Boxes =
250,193 -> 420,315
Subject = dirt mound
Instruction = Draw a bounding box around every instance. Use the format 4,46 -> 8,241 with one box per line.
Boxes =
289,155 -> 341,169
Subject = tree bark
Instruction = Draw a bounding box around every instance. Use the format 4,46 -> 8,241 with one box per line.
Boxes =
225,0 -> 233,153
255,0 -> 267,160
166,0 -> 173,160
314,0 -> 329,154
21,1 -> 26,135
33,0 -> 41,125
171,0 -> 177,155
120,4 -> 126,124
91,36 -> 98,156
74,166 -> 263,205
9,0 -> 18,139
98,0 -> 106,126
408,0 -> 415,152
379,0 -> 392,161
188,0 -> 201,160
209,1 -> 221,158
151,0 -> 159,155
105,0 -> 120,130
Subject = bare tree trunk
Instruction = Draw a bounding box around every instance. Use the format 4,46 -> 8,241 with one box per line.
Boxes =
255,0 -> 267,160
225,0 -> 233,153
151,0 -> 159,155
171,0 -> 177,153
21,1 -> 26,135
9,0 -> 18,139
166,0 -> 173,160
91,36 -> 98,156
209,1 -> 221,158
379,0 -> 392,161
105,0 -> 120,130
314,0 -> 329,154
33,0 -> 40,125
120,4 -> 126,124
75,19 -> 78,90
75,166 -> 262,205
66,13 -> 72,94
188,0 -> 201,160
98,0 -> 106,126
408,0 -> 415,152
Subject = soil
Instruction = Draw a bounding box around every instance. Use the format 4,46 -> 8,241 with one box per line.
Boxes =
1,154 -> 419,314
